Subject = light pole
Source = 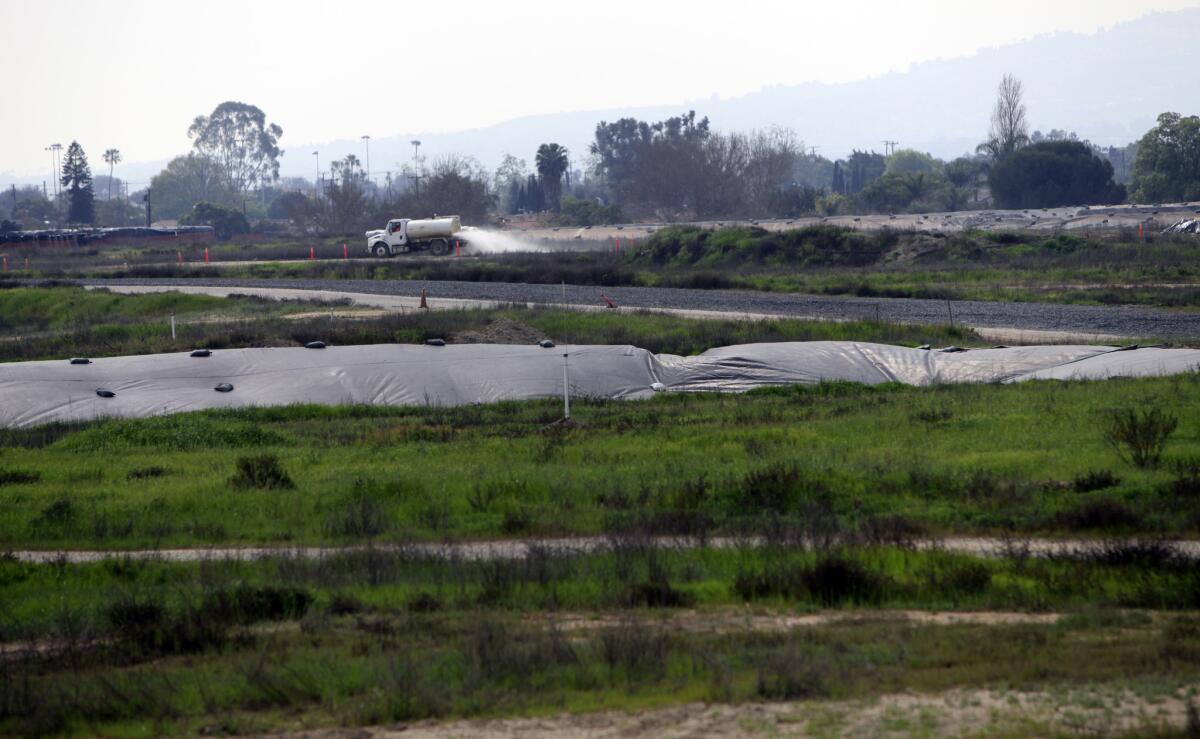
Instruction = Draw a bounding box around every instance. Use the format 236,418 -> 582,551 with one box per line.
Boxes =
312,151 -> 319,194
45,144 -> 63,198
361,135 -> 371,185
410,140 -> 422,197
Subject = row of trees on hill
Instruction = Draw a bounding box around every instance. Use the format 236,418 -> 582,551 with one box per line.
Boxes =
8,93 -> 1198,235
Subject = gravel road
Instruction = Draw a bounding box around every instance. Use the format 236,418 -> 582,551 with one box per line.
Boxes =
9,536 -> 1200,564
80,277 -> 1200,339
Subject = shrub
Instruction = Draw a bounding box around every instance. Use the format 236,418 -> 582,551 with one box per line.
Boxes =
324,482 -> 387,538
627,578 -> 693,608
1103,406 -> 1178,468
327,592 -> 365,615
0,469 -> 40,486
1056,499 -> 1143,531
406,592 -> 442,613
107,595 -> 230,654
229,454 -> 294,490
802,556 -> 887,606
599,621 -> 670,682
200,584 -> 313,624
755,649 -> 832,699
37,497 -> 73,524
1071,469 -> 1120,493
1165,458 -> 1200,499
126,466 -> 168,481
733,463 -> 829,515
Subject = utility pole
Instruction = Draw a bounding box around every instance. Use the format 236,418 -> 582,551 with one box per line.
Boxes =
312,151 -> 320,195
361,135 -> 371,185
808,146 -> 820,157
882,140 -> 899,156
143,190 -> 152,227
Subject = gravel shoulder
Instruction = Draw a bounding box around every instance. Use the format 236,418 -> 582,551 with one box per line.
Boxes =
79,277 -> 1200,340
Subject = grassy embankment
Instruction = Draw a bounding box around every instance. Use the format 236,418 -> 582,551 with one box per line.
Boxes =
1,376 -> 1197,549
0,285 -> 982,362
26,225 -> 1197,309
2,542 -> 1200,735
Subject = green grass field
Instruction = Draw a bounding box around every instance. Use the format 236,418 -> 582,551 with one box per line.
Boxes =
3,283 -> 1200,736
2,375 -> 1197,550
0,286 -> 983,362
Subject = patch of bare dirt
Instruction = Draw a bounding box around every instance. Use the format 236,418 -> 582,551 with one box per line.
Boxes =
275,684 -> 1200,737
531,608 -> 1063,635
453,317 -> 547,345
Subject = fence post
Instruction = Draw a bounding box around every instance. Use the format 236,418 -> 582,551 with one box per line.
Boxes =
562,352 -> 571,420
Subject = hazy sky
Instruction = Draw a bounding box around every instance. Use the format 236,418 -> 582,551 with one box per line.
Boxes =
1,0 -> 1196,178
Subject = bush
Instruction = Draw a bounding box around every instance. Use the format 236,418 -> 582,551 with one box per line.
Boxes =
180,201 -> 250,240
324,482 -> 387,538
1071,469 -> 1120,493
0,469 -> 40,486
1103,406 -> 1178,468
802,556 -> 887,606
1057,499 -> 1143,531
755,649 -> 832,699
127,466 -> 168,481
599,621 -> 670,682
200,583 -> 313,624
1165,458 -> 1200,499
733,463 -> 829,515
229,454 -> 294,490
734,554 -> 889,605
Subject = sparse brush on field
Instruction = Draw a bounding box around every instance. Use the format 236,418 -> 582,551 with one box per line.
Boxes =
2,374 -> 1200,548
3,542 -> 1200,734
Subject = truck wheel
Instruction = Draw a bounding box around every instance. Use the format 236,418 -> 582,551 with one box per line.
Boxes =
429,239 -> 448,256
373,244 -> 389,257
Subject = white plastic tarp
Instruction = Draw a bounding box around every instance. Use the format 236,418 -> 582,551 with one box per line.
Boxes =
1,341 -> 1198,428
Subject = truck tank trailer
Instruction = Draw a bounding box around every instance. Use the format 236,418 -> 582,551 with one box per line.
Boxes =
366,216 -> 463,256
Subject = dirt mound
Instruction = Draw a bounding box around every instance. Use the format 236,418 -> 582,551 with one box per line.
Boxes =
454,317 -> 547,345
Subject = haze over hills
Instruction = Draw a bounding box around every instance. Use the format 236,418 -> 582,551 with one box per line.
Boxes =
3,8 -> 1197,190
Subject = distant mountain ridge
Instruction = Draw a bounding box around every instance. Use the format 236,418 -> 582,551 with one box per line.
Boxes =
2,8 -> 1196,189
295,8 -> 1196,178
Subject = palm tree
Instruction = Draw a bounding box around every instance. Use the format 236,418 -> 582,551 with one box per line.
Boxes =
103,149 -> 122,200
535,143 -> 569,211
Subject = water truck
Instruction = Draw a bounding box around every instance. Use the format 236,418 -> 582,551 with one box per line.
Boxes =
365,216 -> 462,256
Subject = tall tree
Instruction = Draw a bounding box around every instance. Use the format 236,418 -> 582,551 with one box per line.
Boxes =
977,74 -> 1030,160
535,143 -> 569,211
59,141 -> 95,224
103,148 -> 121,200
188,101 -> 283,196
493,154 -> 528,214
989,140 -> 1125,209
1130,112 -> 1200,203
148,153 -> 233,221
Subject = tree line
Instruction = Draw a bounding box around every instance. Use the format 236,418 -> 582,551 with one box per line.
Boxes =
4,89 -> 1198,237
